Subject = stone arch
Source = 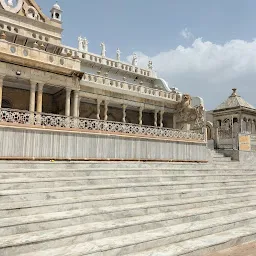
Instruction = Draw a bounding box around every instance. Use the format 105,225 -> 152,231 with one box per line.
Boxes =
206,121 -> 213,140
233,117 -> 239,135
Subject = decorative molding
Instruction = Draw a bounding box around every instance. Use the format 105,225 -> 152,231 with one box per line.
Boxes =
0,0 -> 23,13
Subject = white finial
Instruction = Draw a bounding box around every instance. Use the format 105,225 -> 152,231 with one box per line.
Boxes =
7,0 -> 13,7
116,48 -> 121,61
148,60 -> 153,70
132,53 -> 138,66
78,36 -> 88,52
231,88 -> 237,97
100,42 -> 106,57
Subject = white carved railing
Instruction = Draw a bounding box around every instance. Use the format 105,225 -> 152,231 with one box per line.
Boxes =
83,73 -> 177,101
0,108 -> 205,142
61,46 -> 152,77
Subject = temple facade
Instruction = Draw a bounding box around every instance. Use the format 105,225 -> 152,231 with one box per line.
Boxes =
0,0 -> 208,161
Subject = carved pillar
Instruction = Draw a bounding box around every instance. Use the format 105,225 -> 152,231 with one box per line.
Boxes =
139,106 -> 143,125
104,100 -> 109,121
154,109 -> 158,127
73,90 -> 79,117
65,88 -> 71,116
122,104 -> 127,123
173,114 -> 177,129
0,75 -> 4,109
29,81 -> 37,112
96,99 -> 102,120
159,110 -> 164,128
36,83 -> 44,113
215,127 -> 220,149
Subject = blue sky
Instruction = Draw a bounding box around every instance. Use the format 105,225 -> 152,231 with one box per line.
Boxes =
37,1 -> 256,110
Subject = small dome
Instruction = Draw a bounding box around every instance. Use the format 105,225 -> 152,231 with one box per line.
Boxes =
215,88 -> 255,111
53,2 -> 61,10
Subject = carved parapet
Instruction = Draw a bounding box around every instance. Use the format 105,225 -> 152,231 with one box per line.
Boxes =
175,94 -> 205,131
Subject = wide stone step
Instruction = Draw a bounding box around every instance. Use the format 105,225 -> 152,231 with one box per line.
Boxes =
0,161 -> 249,172
1,179 -> 256,203
0,168 -> 255,179
0,161 -> 211,170
213,158 -> 232,162
1,174 -> 256,190
1,186 -> 255,218
2,210 -> 256,256
128,224 -> 256,256
1,199 -> 256,237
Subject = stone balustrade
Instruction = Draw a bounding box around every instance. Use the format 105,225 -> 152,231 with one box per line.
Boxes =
0,41 -> 80,74
83,73 -> 177,101
0,108 -> 205,142
61,47 -> 153,78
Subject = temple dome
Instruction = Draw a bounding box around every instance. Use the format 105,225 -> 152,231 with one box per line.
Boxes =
52,2 -> 61,10
215,88 -> 255,111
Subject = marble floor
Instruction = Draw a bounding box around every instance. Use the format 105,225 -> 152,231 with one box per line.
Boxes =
206,242 -> 256,256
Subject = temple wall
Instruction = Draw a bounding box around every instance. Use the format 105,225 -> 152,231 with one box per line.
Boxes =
0,125 -> 209,162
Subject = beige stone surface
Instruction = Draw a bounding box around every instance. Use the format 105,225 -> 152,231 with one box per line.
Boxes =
206,242 -> 256,256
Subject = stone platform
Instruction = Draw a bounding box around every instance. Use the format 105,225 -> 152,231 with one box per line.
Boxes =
0,158 -> 256,256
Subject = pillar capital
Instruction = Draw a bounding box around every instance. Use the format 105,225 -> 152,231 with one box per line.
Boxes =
30,80 -> 38,91
96,98 -> 102,105
37,83 -> 44,92
66,87 -> 72,94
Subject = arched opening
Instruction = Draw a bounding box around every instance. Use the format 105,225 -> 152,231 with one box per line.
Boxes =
206,125 -> 211,140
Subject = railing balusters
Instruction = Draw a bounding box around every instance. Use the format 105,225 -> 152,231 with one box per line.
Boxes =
0,108 -> 205,141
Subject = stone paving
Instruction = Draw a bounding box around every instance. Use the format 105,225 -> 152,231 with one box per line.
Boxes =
207,242 -> 256,256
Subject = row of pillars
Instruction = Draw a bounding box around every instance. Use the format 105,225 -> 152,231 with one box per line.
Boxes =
29,83 -> 80,118
0,77 -> 79,118
0,77 -> 165,127
95,98 -> 164,127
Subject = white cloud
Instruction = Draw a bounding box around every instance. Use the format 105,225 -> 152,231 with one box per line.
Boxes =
180,28 -> 194,40
127,38 -> 256,110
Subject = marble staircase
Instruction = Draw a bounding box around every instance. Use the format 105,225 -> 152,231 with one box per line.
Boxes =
0,161 -> 256,256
